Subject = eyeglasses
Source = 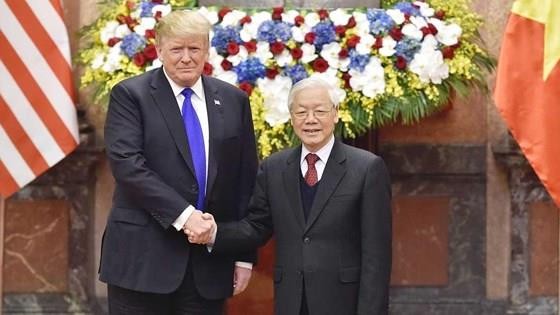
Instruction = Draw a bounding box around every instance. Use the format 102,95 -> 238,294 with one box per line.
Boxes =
291,108 -> 333,120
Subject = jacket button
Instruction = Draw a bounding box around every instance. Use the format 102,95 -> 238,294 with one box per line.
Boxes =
303,237 -> 310,244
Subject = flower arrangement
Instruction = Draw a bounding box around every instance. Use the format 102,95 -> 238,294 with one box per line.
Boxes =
78,0 -> 494,158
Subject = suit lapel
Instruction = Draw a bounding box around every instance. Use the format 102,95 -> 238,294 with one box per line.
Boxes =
150,68 -> 196,177
202,76 -> 224,200
283,146 -> 306,230
305,140 -> 347,233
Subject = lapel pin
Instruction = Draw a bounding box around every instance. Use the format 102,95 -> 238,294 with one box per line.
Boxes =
214,99 -> 221,106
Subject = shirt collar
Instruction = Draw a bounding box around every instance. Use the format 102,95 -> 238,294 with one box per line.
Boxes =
162,68 -> 205,100
300,135 -> 335,165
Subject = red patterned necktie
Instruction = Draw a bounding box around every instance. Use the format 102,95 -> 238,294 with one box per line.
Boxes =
305,153 -> 319,186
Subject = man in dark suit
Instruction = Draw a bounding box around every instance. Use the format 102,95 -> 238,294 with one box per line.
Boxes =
195,77 -> 392,315
99,10 -> 258,314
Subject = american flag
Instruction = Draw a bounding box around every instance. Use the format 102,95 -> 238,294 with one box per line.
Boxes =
0,0 -> 79,198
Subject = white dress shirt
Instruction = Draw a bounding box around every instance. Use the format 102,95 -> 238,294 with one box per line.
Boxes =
300,135 -> 335,181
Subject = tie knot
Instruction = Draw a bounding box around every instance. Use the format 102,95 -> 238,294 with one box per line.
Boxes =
181,88 -> 193,98
305,153 -> 319,166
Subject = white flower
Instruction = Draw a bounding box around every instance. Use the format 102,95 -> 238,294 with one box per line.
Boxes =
226,46 -> 248,66
413,1 -> 435,17
251,11 -> 272,30
208,47 -> 224,75
300,43 -> 318,63
100,21 -> 119,43
255,42 -> 273,63
409,40 -> 449,84
410,15 -> 428,30
257,76 -> 292,126
379,36 -> 396,57
197,7 -> 219,25
216,71 -> 238,86
222,10 -> 246,27
401,23 -> 423,40
320,42 -> 341,68
102,43 -> 123,73
134,17 -> 156,36
291,26 -> 305,43
349,57 -> 385,97
152,4 -> 172,17
305,12 -> 320,28
352,12 -> 370,37
386,9 -> 405,25
356,34 -> 375,55
430,19 -> 462,46
330,9 -> 351,26
91,53 -> 105,70
282,10 -> 300,23
114,24 -> 131,38
275,49 -> 293,67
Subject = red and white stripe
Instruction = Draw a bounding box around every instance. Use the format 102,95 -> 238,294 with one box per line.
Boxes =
0,0 -> 78,198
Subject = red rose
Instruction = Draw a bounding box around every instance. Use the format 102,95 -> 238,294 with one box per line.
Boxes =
318,9 -> 329,20
346,35 -> 360,49
227,42 -> 240,55
420,26 -> 431,37
346,16 -> 356,28
126,1 -> 136,10
304,32 -> 316,44
154,11 -> 162,21
373,36 -> 383,49
125,16 -> 136,27
312,58 -> 329,73
335,25 -> 346,37
389,27 -> 403,41
244,40 -> 257,53
442,46 -> 455,59
295,15 -> 305,26
291,47 -> 303,60
107,37 -> 121,47
203,62 -> 213,75
404,13 -> 411,21
272,7 -> 284,15
240,16 -> 252,25
221,59 -> 233,71
270,42 -> 285,55
395,56 -> 407,70
143,44 -> 158,60
428,23 -> 438,35
218,7 -> 232,21
451,41 -> 461,49
266,67 -> 279,79
338,48 -> 349,59
133,52 -> 146,67
272,7 -> 283,20
145,29 -> 156,39
152,0 -> 163,3
435,10 -> 445,20
239,82 -> 253,95
116,14 -> 127,24
342,72 -> 351,89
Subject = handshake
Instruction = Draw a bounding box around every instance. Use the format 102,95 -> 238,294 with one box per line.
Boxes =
182,210 -> 216,245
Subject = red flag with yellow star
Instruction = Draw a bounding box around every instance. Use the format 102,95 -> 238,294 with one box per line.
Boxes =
495,0 -> 560,207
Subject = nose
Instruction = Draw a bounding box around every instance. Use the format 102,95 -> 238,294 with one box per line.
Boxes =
180,51 -> 192,63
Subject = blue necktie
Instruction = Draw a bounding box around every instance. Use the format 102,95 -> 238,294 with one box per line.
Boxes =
181,88 -> 206,210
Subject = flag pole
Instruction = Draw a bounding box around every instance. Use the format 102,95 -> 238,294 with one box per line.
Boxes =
0,196 -> 5,313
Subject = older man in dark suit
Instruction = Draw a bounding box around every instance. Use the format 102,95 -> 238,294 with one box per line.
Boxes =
197,77 -> 392,315
99,10 -> 258,315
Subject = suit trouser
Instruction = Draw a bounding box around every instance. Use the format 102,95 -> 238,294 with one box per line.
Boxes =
107,262 -> 224,315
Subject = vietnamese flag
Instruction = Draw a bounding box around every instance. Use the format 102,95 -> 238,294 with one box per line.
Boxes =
494,0 -> 560,207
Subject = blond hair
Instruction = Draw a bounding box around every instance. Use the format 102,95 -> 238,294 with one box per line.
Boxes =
155,10 -> 211,46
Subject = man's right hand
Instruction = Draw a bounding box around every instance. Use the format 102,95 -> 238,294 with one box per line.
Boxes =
183,211 -> 215,244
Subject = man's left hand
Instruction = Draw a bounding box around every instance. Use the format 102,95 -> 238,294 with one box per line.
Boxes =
233,266 -> 252,295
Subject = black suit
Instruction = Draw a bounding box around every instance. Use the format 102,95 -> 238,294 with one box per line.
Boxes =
99,68 -> 258,300
213,140 -> 392,315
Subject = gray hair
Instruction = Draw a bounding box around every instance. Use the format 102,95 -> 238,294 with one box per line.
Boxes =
287,77 -> 340,111
155,10 -> 212,46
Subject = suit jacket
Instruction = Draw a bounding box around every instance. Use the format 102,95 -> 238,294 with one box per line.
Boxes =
213,140 -> 392,315
99,68 -> 258,299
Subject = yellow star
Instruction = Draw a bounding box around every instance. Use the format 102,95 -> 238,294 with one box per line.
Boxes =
512,0 -> 560,80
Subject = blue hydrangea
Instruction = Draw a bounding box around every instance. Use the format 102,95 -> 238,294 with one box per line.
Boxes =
139,1 -> 156,17
394,2 -> 421,16
312,21 -> 336,48
349,50 -> 370,72
395,37 -> 421,62
367,9 -> 394,35
285,64 -> 308,83
211,25 -> 242,55
120,33 -> 146,57
234,58 -> 266,84
257,21 -> 292,43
